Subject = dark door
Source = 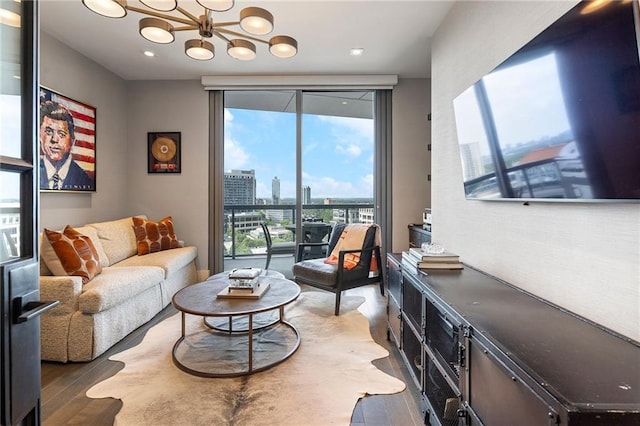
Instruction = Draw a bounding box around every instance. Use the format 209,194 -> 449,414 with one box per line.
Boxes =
1,1 -> 57,424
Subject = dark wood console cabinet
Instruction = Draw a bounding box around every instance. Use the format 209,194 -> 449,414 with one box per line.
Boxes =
386,253 -> 640,425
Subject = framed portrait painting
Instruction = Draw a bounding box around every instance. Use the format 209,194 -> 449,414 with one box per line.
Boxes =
39,87 -> 96,192
148,132 -> 181,173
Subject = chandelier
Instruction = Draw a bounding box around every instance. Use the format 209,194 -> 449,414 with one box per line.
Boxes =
81,0 -> 298,61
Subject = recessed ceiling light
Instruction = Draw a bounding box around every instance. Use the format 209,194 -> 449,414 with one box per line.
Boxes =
143,50 -> 155,57
350,48 -> 364,56
342,101 -> 348,105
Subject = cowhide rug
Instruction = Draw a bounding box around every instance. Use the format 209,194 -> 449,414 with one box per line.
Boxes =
86,291 -> 406,425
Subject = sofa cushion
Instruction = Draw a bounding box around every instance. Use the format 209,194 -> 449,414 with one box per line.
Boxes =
114,246 -> 197,279
78,266 -> 164,314
43,226 -> 103,284
41,226 -> 109,276
132,216 -> 180,255
87,217 -> 140,265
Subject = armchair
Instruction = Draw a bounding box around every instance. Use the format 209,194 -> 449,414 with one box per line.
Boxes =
292,223 -> 384,315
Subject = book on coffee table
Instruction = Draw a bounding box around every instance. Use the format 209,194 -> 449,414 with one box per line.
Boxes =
217,282 -> 270,300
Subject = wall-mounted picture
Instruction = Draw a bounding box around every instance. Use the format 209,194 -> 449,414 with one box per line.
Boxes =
148,132 -> 181,174
39,87 -> 96,192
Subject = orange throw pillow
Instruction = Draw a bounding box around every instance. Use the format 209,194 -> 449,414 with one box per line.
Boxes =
44,225 -> 102,284
133,216 -> 180,256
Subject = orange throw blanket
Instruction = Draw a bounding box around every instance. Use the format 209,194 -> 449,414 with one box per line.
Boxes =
324,224 -> 381,272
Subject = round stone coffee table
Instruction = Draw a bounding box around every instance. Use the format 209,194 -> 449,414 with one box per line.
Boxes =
204,269 -> 287,332
172,276 -> 300,378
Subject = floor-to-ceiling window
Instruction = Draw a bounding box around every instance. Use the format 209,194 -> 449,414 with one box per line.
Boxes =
219,90 -> 375,275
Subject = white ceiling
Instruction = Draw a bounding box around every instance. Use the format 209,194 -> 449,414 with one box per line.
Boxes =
39,0 -> 455,81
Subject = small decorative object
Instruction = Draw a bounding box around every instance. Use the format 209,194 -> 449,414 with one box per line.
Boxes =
148,132 -> 181,174
228,268 -> 263,292
39,87 -> 96,192
421,242 -> 445,254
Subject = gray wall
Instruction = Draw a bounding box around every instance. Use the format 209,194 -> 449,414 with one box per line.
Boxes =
124,80 -> 209,273
40,34 -> 129,227
391,78 -> 431,253
431,1 -> 640,341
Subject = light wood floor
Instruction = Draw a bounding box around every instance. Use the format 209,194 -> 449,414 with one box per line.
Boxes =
41,284 -> 424,426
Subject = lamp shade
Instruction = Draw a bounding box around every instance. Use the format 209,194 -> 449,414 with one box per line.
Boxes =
239,7 -> 273,36
139,17 -> 175,43
196,0 -> 234,12
269,35 -> 297,58
139,0 -> 177,12
185,39 -> 215,60
82,0 -> 127,18
227,39 -> 256,60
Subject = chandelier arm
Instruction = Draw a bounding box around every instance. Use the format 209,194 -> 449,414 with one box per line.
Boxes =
215,27 -> 269,45
173,26 -> 200,32
212,31 -> 232,43
126,5 -> 196,25
211,21 -> 240,28
175,6 -> 200,23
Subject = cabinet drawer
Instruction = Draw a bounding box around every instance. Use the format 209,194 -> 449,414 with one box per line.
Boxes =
467,339 -> 556,426
401,320 -> 423,390
388,295 -> 401,348
424,352 -> 460,426
386,256 -> 402,303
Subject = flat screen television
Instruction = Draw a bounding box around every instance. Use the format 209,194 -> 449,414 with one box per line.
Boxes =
453,0 -> 640,202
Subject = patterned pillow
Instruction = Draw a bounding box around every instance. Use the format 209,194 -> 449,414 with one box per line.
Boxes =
44,225 -> 103,284
132,216 -> 180,256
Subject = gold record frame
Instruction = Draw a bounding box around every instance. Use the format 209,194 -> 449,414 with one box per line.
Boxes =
148,132 -> 181,174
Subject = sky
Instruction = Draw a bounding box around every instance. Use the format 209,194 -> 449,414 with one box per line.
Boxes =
224,107 -> 374,200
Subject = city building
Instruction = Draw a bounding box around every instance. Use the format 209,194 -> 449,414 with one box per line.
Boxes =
302,185 -> 311,204
272,176 -> 280,205
224,170 -> 256,205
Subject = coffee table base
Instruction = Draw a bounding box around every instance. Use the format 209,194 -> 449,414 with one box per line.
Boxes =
172,311 -> 300,378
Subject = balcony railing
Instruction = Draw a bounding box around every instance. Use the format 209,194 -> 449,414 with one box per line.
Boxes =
224,203 -> 374,259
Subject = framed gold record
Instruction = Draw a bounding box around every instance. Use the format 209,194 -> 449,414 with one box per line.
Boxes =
148,132 -> 181,173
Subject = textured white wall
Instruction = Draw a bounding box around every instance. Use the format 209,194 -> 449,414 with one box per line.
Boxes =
40,34 -> 129,230
431,1 -> 640,341
391,79 -> 431,253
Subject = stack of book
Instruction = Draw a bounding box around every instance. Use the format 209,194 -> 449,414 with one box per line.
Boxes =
216,268 -> 270,299
402,247 -> 463,270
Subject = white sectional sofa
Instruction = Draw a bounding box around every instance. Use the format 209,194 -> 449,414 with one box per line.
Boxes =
39,216 -> 198,362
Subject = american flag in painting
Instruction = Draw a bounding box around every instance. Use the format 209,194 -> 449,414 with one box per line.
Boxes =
39,88 -> 96,179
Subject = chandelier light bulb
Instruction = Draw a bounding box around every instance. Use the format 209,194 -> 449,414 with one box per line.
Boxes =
139,17 -> 175,43
196,0 -> 234,12
239,7 -> 273,36
139,0 -> 177,12
185,39 -> 215,60
0,1 -> 21,28
227,39 -> 256,60
82,0 -> 127,18
269,35 -> 297,58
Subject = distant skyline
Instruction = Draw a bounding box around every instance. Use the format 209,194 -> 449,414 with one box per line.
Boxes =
224,107 -> 374,200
